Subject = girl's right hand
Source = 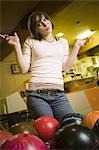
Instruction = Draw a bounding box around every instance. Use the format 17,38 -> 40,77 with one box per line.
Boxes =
0,32 -> 20,46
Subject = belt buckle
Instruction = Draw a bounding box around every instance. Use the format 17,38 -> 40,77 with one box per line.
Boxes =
37,90 -> 41,94
48,90 -> 51,95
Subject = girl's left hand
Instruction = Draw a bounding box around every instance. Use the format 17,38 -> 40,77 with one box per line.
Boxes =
76,38 -> 89,47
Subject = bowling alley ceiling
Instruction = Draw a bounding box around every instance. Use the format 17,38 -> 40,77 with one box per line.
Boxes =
0,0 -> 99,61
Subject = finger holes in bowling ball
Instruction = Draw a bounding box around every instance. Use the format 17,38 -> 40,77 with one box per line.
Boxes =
60,112 -> 84,128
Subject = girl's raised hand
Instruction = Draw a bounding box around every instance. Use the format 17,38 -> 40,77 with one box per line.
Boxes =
0,32 -> 20,46
76,38 -> 89,47
0,33 -> 9,39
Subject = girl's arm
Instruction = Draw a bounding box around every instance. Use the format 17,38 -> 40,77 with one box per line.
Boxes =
63,39 -> 89,72
0,32 -> 31,73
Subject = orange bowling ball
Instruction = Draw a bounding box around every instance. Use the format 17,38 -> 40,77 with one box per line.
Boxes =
83,111 -> 99,129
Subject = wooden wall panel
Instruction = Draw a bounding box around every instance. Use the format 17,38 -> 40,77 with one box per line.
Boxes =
84,87 -> 99,110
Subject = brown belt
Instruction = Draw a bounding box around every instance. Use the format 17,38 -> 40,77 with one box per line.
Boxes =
28,89 -> 64,94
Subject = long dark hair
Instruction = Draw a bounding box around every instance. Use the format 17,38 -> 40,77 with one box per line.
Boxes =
27,11 -> 54,41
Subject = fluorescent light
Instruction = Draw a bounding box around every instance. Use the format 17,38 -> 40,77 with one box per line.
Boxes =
76,30 -> 96,39
56,32 -> 64,37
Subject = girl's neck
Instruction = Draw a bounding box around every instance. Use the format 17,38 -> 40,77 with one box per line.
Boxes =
42,34 -> 55,42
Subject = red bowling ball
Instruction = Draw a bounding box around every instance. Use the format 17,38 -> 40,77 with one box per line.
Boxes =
0,130 -> 13,148
1,133 -> 47,150
33,116 -> 60,142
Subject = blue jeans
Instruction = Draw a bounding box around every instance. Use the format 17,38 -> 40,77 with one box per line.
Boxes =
27,90 -> 73,122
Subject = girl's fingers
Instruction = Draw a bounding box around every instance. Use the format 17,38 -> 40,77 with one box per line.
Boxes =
14,32 -> 17,36
83,39 -> 88,46
0,33 -> 19,46
0,34 -> 9,40
0,34 -> 7,39
85,38 -> 89,44
14,32 -> 20,42
0,34 -> 4,38
84,38 -> 92,45
14,32 -> 19,39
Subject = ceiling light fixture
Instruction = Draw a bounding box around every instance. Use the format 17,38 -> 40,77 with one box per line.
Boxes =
56,32 -> 64,37
76,29 -> 96,39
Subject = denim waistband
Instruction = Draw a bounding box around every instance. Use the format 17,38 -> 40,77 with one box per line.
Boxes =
27,89 -> 64,94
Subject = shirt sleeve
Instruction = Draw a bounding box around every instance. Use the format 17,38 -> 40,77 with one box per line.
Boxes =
61,38 -> 70,71
22,37 -> 33,67
61,38 -> 69,56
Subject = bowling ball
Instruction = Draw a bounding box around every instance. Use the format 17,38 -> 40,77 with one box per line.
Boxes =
33,116 -> 60,142
50,124 -> 96,150
92,119 -> 99,138
92,119 -> 99,149
61,113 -> 84,127
83,111 -> 99,128
1,133 -> 47,150
9,121 -> 38,136
0,130 -> 13,148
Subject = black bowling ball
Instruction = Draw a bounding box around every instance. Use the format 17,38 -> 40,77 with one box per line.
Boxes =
92,119 -> 99,149
50,124 -> 96,150
92,119 -> 99,138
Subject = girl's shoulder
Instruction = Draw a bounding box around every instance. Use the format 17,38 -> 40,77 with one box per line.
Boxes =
24,36 -> 36,47
59,37 -> 68,42
25,36 -> 35,42
58,37 -> 68,45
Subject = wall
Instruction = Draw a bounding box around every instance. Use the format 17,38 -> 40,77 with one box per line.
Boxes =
67,91 -> 92,115
0,62 -> 2,98
67,87 -> 99,115
1,50 -> 30,98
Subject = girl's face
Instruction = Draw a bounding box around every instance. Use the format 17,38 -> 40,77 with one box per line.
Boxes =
36,15 -> 53,36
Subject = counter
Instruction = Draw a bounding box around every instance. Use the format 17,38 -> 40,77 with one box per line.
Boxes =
64,77 -> 97,93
